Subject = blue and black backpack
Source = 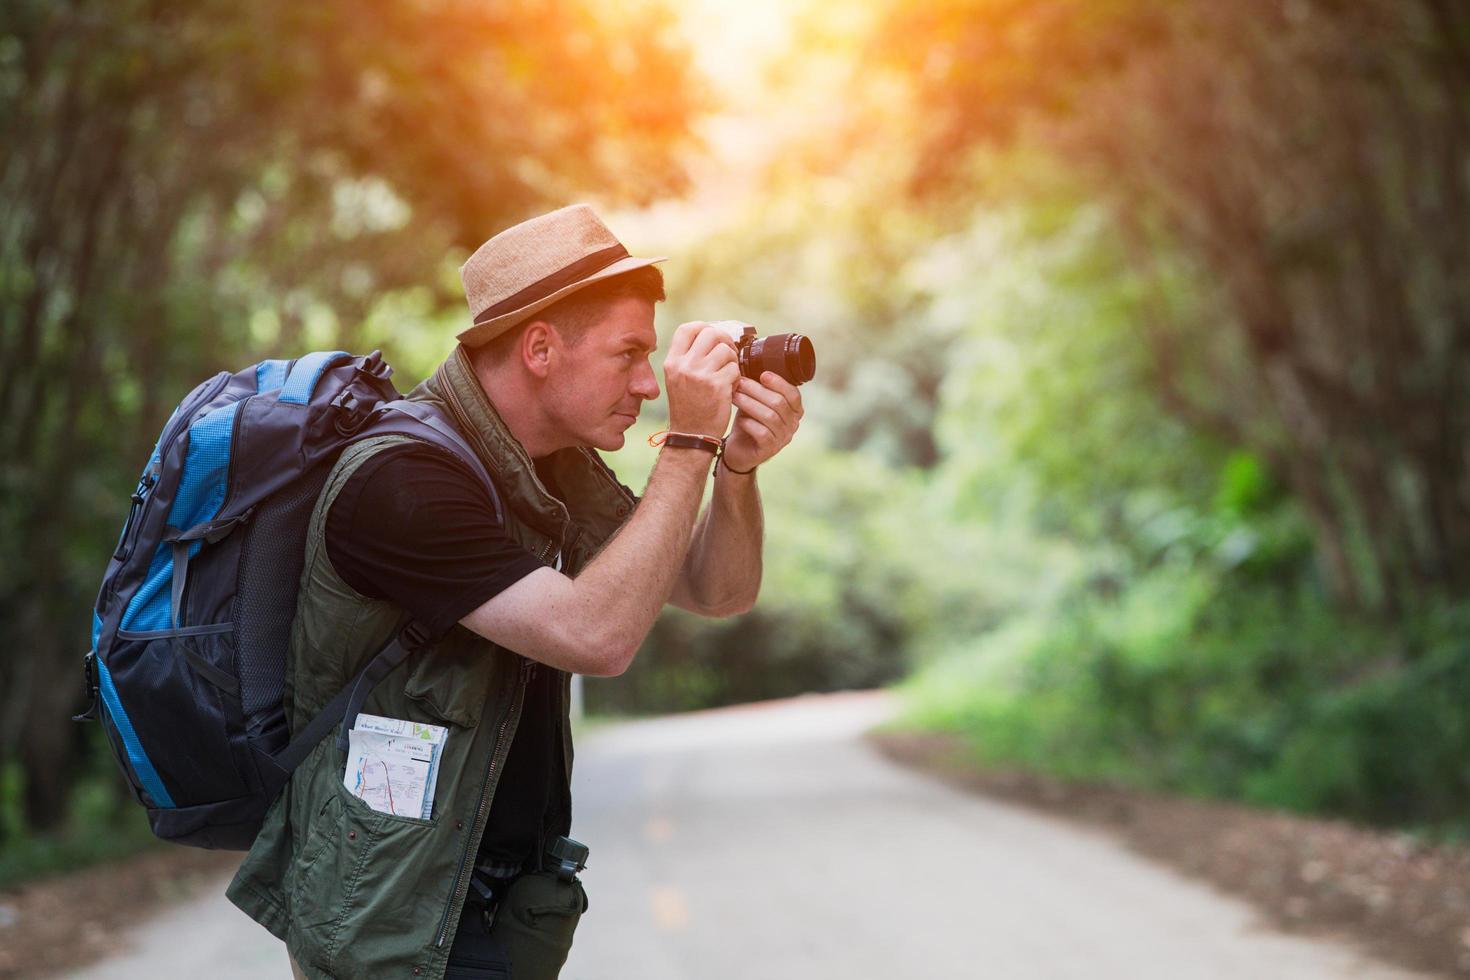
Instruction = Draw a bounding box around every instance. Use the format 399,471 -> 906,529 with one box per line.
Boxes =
78,350 -> 500,849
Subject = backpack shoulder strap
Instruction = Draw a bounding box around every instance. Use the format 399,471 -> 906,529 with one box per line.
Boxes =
267,401 -> 504,777
269,624 -> 429,775
360,399 -> 502,525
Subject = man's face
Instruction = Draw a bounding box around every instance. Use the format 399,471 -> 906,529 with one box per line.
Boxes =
542,295 -> 661,452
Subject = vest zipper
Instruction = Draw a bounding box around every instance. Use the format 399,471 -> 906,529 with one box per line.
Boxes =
434,656 -> 535,948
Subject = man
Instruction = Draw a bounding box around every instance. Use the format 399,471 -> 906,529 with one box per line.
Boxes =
226,204 -> 803,980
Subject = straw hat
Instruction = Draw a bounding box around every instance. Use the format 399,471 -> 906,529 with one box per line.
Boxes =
457,204 -> 667,348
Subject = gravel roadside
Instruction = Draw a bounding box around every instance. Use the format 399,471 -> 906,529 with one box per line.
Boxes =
871,731 -> 1470,979
0,847 -> 239,979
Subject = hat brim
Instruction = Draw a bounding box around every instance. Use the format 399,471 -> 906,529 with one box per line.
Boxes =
457,254 -> 669,348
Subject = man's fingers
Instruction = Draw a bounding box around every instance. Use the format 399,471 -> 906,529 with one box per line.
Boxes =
689,324 -> 738,362
737,377 -> 794,415
759,372 -> 804,415
733,389 -> 786,429
736,415 -> 780,448
667,321 -> 705,359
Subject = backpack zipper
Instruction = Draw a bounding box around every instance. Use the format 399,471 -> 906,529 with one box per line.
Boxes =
102,371 -> 233,612
112,469 -> 158,562
434,656 -> 534,948
170,387 -> 255,627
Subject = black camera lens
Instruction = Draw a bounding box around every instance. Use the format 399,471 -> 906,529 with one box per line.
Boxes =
739,333 -> 816,386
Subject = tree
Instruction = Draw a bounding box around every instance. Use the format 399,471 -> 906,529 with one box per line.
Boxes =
0,0 -> 702,830
874,0 -> 1470,610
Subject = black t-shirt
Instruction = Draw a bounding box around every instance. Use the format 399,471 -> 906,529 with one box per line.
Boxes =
324,443 -> 561,869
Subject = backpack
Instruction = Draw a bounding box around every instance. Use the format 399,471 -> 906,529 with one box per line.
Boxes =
77,350 -> 501,849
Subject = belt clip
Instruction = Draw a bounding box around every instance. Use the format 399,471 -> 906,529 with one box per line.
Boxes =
470,874 -> 500,932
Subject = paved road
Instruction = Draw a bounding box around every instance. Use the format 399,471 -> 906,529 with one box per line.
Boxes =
72,692 -> 1428,979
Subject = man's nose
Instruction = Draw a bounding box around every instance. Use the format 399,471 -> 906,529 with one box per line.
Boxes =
631,361 -> 660,400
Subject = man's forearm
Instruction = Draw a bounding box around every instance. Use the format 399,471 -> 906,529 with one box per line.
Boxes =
459,317 -> 752,675
567,447 -> 714,665
677,462 -> 764,615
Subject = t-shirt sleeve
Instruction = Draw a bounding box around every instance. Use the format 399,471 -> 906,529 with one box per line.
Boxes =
324,444 -> 546,637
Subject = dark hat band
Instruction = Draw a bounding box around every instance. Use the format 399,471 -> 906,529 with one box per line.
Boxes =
472,243 -> 631,326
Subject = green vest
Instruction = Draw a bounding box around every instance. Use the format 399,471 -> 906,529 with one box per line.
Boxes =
227,346 -> 635,980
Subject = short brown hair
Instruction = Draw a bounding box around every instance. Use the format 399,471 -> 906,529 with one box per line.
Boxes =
469,265 -> 665,366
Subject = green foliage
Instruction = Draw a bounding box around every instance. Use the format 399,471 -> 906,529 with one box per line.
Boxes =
875,0 -> 1470,609
0,786 -> 158,891
589,431 -> 1075,713
1242,608 -> 1470,829
0,733 -> 161,889
900,569 -> 1470,833
1,0 -> 702,834
7,0 -> 1468,877
850,0 -> 1470,836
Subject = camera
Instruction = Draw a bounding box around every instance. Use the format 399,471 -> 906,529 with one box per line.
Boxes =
714,322 -> 816,386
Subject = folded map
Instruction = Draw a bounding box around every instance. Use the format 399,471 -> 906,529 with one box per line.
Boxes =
343,713 -> 448,819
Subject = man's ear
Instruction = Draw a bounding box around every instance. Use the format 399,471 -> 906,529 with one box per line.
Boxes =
520,320 -> 556,379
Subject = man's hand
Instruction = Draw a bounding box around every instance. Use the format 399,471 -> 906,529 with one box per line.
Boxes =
663,321 -> 739,439
721,371 -> 803,473
459,324 -> 748,675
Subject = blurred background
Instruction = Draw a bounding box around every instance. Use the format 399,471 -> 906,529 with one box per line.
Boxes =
3,0 -> 1470,941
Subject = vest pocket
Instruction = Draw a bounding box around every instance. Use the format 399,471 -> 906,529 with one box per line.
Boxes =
288,789 -> 345,942
401,629 -> 512,729
295,791 -> 342,884
292,776 -> 449,977
335,773 -> 436,828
